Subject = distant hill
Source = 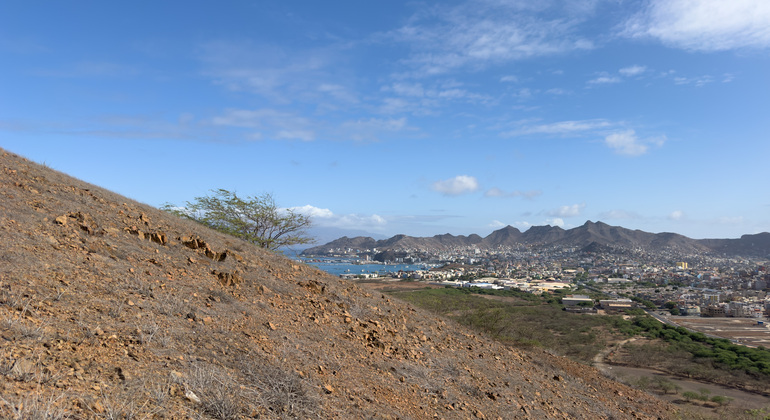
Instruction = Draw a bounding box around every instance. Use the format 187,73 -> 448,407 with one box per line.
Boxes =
0,148 -> 672,418
303,220 -> 770,258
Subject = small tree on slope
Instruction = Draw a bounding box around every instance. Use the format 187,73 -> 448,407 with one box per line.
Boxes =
164,189 -> 313,251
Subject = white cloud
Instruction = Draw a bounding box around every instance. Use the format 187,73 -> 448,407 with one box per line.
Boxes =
604,130 -> 666,156
588,75 -> 621,85
604,130 -> 647,156
500,75 -> 519,83
290,205 -> 387,229
484,187 -> 505,197
546,218 -> 565,227
622,0 -> 770,51
548,203 -> 585,218
503,119 -> 612,137
619,65 -> 647,77
489,220 -> 507,229
289,205 -> 334,219
513,221 -> 534,230
668,210 -> 685,221
432,175 -> 480,196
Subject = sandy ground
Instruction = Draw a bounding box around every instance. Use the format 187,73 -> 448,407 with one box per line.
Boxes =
665,315 -> 770,347
359,280 -> 446,291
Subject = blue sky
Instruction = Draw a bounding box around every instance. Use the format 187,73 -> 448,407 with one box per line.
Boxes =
2,0 -> 769,242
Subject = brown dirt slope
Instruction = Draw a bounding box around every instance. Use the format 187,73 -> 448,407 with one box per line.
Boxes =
0,149 -> 675,419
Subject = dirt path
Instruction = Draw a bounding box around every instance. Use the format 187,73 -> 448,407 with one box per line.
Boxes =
594,337 -> 770,416
593,337 -> 637,375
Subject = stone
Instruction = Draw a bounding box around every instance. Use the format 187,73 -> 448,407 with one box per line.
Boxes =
213,270 -> 241,287
54,215 -> 67,225
150,232 -> 167,245
185,389 -> 201,404
91,401 -> 105,413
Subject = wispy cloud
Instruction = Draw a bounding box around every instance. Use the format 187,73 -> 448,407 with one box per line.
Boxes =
379,80 -> 495,116
210,108 -> 317,141
673,75 -> 715,87
387,1 -> 595,76
484,188 -> 541,199
621,0 -> 770,51
547,203 -> 585,218
668,210 -> 685,221
338,117 -> 410,142
33,61 -> 140,78
198,40 -> 354,105
432,175 -> 480,196
502,119 -> 612,137
587,74 -> 621,85
600,209 -> 643,220
545,88 -> 570,95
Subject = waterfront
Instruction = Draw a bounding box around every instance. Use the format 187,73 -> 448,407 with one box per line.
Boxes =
296,256 -> 431,277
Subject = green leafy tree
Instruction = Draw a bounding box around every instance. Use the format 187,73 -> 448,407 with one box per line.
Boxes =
164,189 -> 313,250
681,391 -> 698,402
710,395 -> 732,406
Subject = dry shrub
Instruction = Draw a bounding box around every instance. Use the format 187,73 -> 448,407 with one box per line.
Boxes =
0,393 -> 69,420
187,364 -> 243,420
240,358 -> 319,419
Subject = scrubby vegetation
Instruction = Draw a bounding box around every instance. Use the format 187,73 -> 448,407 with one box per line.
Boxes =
390,286 -> 770,395
389,287 -> 629,363
614,316 -> 770,392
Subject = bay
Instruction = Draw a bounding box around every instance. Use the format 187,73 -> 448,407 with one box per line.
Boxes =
292,254 -> 431,277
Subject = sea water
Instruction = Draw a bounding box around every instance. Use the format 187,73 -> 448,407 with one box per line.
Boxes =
290,253 -> 429,277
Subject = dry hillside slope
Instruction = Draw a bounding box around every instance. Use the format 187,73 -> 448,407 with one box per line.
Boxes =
0,149 -> 674,419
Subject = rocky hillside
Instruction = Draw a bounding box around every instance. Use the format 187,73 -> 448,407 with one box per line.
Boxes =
304,221 -> 770,258
0,149 -> 674,419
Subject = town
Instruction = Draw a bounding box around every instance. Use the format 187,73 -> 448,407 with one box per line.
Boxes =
304,243 -> 770,320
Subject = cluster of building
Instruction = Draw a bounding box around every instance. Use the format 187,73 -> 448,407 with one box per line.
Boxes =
320,243 -> 770,318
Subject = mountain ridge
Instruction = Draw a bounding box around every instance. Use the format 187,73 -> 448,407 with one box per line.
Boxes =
303,220 -> 770,258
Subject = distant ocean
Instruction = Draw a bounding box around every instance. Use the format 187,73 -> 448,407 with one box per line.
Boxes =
288,251 -> 429,277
